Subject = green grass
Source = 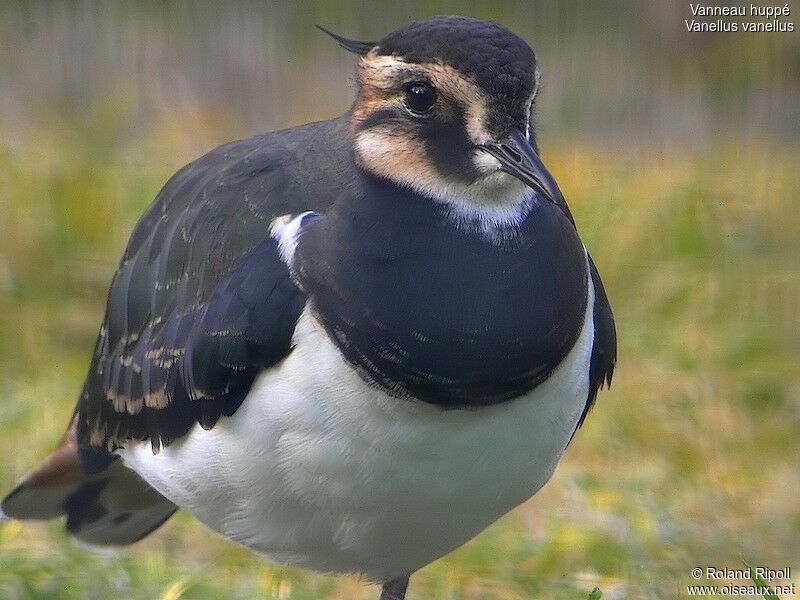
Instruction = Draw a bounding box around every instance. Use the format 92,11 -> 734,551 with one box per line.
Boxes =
1,112 -> 798,599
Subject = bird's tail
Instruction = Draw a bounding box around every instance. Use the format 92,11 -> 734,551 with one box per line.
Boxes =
1,421 -> 176,546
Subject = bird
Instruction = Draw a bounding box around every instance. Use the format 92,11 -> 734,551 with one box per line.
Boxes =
1,16 -> 616,600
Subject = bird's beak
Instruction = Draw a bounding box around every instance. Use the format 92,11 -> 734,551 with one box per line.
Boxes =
476,129 -> 562,203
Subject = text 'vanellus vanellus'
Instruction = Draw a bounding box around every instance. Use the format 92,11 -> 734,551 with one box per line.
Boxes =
2,16 -> 616,599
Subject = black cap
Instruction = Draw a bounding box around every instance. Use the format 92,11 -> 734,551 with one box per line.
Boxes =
376,16 -> 537,111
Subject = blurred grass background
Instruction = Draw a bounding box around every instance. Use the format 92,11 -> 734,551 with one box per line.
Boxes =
0,1 -> 798,599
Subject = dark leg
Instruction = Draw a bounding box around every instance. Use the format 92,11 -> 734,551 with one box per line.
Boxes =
380,574 -> 410,600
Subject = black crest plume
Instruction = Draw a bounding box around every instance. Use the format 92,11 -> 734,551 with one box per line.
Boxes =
316,25 -> 375,56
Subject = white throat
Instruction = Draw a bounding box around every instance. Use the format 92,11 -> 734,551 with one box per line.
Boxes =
440,173 -> 534,239
354,131 -> 534,241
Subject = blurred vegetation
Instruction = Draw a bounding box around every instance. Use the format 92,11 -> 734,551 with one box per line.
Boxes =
0,1 -> 798,599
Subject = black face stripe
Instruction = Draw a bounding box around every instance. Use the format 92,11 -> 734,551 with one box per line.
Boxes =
356,97 -> 481,185
418,106 -> 480,183
355,107 -> 406,132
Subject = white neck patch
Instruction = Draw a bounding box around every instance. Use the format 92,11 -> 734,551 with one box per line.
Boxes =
270,211 -> 318,265
354,129 -> 533,241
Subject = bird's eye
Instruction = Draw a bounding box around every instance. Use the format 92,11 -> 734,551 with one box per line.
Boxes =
403,82 -> 436,115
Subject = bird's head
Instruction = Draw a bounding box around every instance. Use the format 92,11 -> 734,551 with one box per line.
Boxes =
320,16 -> 562,224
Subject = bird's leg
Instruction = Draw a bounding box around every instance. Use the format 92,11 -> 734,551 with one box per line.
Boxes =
380,574 -> 410,600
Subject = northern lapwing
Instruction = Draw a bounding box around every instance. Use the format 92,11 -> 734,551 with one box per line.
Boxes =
2,16 -> 616,599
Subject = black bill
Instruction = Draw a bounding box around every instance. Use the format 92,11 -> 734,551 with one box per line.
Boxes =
476,129 -> 563,204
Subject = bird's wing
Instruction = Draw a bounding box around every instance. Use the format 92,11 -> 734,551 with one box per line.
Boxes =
73,121 -> 346,452
576,254 -> 617,429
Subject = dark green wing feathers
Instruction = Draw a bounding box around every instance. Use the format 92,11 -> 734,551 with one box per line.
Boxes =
578,255 -> 616,429
75,120 -> 349,451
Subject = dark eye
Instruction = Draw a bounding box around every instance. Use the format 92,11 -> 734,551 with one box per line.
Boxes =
403,81 -> 436,115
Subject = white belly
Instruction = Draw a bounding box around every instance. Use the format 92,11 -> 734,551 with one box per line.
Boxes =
120,282 -> 595,582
